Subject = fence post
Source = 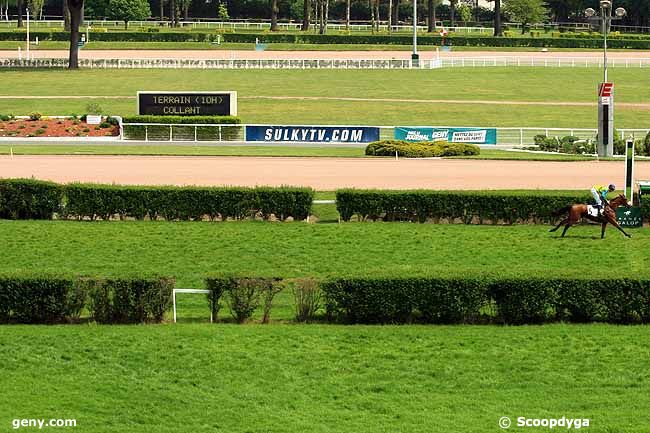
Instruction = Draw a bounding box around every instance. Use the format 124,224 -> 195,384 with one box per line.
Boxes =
145,125 -> 148,142
169,125 -> 173,142
195,126 -> 198,142
520,129 -> 524,146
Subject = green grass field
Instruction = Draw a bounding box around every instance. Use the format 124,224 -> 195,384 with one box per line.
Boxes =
2,323 -> 649,433
1,145 -> 639,161
1,68 -> 649,128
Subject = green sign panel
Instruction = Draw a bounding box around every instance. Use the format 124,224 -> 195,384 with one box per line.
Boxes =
616,207 -> 643,228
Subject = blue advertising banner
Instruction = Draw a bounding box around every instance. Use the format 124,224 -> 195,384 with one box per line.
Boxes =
246,126 -> 380,143
395,127 -> 498,145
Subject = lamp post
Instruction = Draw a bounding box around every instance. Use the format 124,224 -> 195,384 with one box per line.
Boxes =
585,1 -> 626,157
412,0 -> 419,67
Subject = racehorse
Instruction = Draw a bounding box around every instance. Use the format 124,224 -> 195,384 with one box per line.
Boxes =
549,194 -> 633,239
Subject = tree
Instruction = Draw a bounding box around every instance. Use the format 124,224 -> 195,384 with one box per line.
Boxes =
503,0 -> 546,33
427,0 -> 441,32
270,0 -> 278,31
107,0 -> 150,29
16,0 -> 22,27
67,0 -> 83,69
449,0 -> 457,26
301,0 -> 309,30
493,0 -> 502,36
28,0 -> 45,19
217,1 -> 229,20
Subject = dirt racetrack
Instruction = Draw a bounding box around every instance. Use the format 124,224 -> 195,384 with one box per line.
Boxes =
1,155 -> 647,190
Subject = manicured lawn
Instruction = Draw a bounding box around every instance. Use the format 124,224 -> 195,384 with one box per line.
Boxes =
0,68 -> 649,127
1,324 -> 649,433
0,144 -> 366,157
1,220 -> 647,290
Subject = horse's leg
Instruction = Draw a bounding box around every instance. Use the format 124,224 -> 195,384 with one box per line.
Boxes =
561,222 -> 572,237
601,221 -> 607,239
550,218 -> 569,232
607,215 -> 632,238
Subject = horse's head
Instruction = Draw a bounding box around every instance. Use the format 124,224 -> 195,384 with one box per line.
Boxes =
610,194 -> 632,209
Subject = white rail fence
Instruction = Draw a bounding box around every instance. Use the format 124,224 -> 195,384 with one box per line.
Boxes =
120,123 -> 650,147
3,57 -> 650,70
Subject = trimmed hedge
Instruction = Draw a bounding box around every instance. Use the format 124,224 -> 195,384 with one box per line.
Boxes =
2,31 -> 650,49
365,140 -> 480,158
121,115 -> 242,141
322,276 -> 650,325
87,276 -> 174,323
0,179 -> 314,222
121,115 -> 241,124
0,275 -> 84,323
63,183 -> 314,221
335,189 -> 591,224
0,178 -> 63,220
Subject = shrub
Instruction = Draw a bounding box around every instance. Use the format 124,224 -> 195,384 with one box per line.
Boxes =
260,279 -> 283,324
533,134 -> 595,154
35,128 -> 46,135
99,121 -> 112,129
225,278 -> 266,323
291,278 -> 322,322
0,178 -> 63,220
335,189 -> 590,224
85,103 -> 104,115
322,276 -> 650,325
28,112 -> 42,121
87,276 -> 174,323
365,140 -> 480,158
205,276 -> 235,321
0,275 -> 81,323
0,114 -> 10,121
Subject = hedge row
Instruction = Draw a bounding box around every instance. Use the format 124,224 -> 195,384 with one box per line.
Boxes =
121,115 -> 241,124
0,179 -> 63,220
335,189 -> 592,224
365,140 -> 480,158
0,275 -> 173,324
0,179 -> 314,222
3,31 -> 650,49
322,276 -> 650,324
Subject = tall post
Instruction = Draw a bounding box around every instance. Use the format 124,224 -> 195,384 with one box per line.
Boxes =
26,7 -> 29,59
412,0 -> 419,66
597,4 -> 613,157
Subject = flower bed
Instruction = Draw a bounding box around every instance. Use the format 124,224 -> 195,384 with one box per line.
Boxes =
0,116 -> 119,138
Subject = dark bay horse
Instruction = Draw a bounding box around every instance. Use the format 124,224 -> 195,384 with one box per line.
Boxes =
550,194 -> 633,238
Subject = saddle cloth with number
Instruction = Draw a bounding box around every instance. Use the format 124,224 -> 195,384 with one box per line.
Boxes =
587,205 -> 601,218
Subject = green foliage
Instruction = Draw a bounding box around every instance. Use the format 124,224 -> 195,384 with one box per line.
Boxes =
205,276 -> 235,321
29,112 -> 42,121
217,2 -> 230,20
335,189 -> 591,224
85,102 -> 104,115
365,140 -> 480,158
87,276 -> 174,323
107,0 -> 151,29
62,183 -> 314,221
533,134 -> 595,154
323,276 -> 650,325
0,178 -> 63,220
291,278 -> 322,322
226,277 -> 272,323
122,115 -> 240,124
0,275 -> 81,323
503,0 -> 547,33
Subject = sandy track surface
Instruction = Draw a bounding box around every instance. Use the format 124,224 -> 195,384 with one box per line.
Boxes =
2,49 -> 650,60
1,155 -> 646,190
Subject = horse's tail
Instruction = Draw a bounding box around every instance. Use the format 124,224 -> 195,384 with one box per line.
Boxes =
552,205 -> 572,217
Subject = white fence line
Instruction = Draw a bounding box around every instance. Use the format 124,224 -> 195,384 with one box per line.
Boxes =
3,57 -> 650,70
121,123 -> 650,147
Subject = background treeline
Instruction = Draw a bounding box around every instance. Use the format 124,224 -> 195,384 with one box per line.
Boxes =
4,0 -> 650,29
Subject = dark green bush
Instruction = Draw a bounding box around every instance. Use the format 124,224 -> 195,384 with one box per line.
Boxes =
366,140 -> 480,158
205,276 -> 236,322
87,276 -> 174,323
335,189 -> 590,224
533,134 -> 595,154
224,277 -> 281,323
322,276 -> 650,325
0,275 -> 81,323
62,183 -> 314,221
0,178 -> 63,220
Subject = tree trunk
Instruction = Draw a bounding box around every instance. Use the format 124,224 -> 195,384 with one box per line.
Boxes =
183,2 -> 189,20
493,0 -> 501,36
375,0 -> 379,32
159,0 -> 164,21
270,0 -> 278,31
63,0 -> 70,31
427,0 -> 433,32
67,0 -> 83,69
392,0 -> 398,26
450,0 -> 455,27
302,0 -> 310,30
369,0 -> 375,34
388,0 -> 392,33
16,0 -> 23,27
318,0 -> 325,34
170,0 -> 177,26
345,0 -> 350,31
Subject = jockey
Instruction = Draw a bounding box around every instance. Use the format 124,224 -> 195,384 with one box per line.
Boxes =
591,184 -> 616,214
